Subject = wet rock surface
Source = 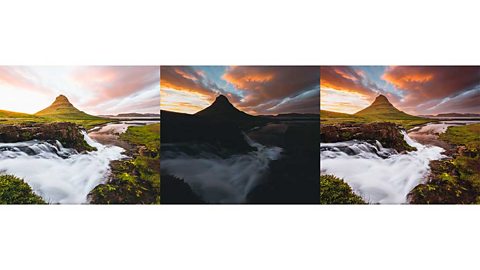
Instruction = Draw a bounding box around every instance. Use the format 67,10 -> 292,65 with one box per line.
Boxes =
0,122 -> 94,152
320,122 -> 415,152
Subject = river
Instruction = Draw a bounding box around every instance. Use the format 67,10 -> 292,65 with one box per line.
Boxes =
320,120 -> 480,204
0,120 -> 157,204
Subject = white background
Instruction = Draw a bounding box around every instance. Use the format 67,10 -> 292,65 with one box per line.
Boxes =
0,0 -> 480,269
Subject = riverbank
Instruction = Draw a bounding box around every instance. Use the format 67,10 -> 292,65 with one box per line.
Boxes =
88,123 -> 160,204
408,124 -> 480,204
0,120 -> 159,204
320,120 -> 480,204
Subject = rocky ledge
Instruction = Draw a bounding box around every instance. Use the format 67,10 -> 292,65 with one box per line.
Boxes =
320,122 -> 416,152
0,122 -> 95,152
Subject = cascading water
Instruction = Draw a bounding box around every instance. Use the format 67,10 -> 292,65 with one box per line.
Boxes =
161,134 -> 283,203
320,131 -> 445,204
0,131 -> 125,204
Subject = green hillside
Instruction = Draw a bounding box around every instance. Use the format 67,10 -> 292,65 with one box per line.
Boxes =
0,109 -> 36,119
321,95 -> 431,130
354,95 -> 419,120
320,110 -> 358,119
35,95 -> 100,120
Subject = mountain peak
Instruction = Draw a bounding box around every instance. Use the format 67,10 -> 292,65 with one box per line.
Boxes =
355,94 -> 418,120
35,94 -> 97,119
195,94 -> 253,120
372,94 -> 390,104
53,94 -> 71,104
215,94 -> 229,102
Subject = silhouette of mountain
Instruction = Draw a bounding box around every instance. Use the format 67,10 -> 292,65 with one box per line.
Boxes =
195,95 -> 254,121
35,95 -> 99,119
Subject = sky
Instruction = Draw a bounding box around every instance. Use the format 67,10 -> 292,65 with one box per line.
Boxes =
321,66 -> 480,115
0,66 -> 160,115
160,66 -> 320,115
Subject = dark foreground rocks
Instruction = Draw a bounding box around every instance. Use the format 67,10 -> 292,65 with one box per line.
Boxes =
160,174 -> 204,204
320,122 -> 415,152
0,122 -> 94,152
161,110 -> 257,154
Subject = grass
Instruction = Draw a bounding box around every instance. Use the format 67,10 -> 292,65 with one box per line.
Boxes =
120,123 -> 160,151
0,175 -> 45,204
320,174 -> 365,204
321,114 -> 431,130
89,123 -> 160,204
409,124 -> 480,204
0,116 -> 111,130
439,124 -> 480,148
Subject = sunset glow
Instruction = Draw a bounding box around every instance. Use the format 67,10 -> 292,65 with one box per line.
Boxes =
161,66 -> 320,115
320,66 -> 480,115
0,66 -> 160,115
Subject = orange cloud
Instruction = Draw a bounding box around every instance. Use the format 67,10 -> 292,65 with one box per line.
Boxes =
320,66 -> 378,97
223,66 -> 320,109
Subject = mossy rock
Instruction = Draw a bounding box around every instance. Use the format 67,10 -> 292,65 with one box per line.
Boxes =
320,174 -> 365,204
0,175 -> 45,204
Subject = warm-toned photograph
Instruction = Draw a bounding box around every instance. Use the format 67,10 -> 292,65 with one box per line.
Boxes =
320,66 -> 480,204
0,66 -> 160,204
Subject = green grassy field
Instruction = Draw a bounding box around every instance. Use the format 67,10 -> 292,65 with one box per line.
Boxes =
321,110 -> 432,130
120,123 -> 160,152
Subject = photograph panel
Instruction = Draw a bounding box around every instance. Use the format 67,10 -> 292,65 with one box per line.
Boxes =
0,66 -> 160,204
160,66 -> 320,204
320,66 -> 480,204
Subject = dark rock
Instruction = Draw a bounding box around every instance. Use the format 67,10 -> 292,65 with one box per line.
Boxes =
161,110 -> 255,154
160,174 -> 204,204
320,122 -> 415,152
0,122 -> 94,152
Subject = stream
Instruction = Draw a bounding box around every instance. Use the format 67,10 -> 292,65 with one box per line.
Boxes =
0,120 -> 156,204
320,120 -> 479,204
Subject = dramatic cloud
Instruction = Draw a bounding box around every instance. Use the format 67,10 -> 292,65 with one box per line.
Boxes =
223,66 -> 319,110
72,66 -> 160,108
320,66 -> 381,98
321,66 -> 480,115
0,66 -> 160,114
161,66 -> 320,115
382,66 -> 480,108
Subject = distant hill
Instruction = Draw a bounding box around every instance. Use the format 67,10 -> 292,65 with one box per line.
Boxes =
355,95 -> 420,120
0,109 -> 35,118
320,110 -> 358,118
435,113 -> 480,118
116,113 -> 160,118
35,95 -> 100,119
195,95 -> 255,122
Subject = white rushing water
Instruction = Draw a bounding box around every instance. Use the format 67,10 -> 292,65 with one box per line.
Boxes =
0,131 -> 125,204
161,134 -> 282,203
321,131 -> 445,204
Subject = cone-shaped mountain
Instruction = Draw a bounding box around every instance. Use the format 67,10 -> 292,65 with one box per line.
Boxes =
35,94 -> 99,119
195,95 -> 254,121
355,94 -> 418,119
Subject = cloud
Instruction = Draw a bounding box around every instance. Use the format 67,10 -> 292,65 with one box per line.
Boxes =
0,66 -> 52,94
320,66 -> 381,97
221,66 -> 320,114
223,66 -> 320,109
72,66 -> 160,107
160,66 -> 223,99
383,66 -> 480,104
161,66 -> 320,115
